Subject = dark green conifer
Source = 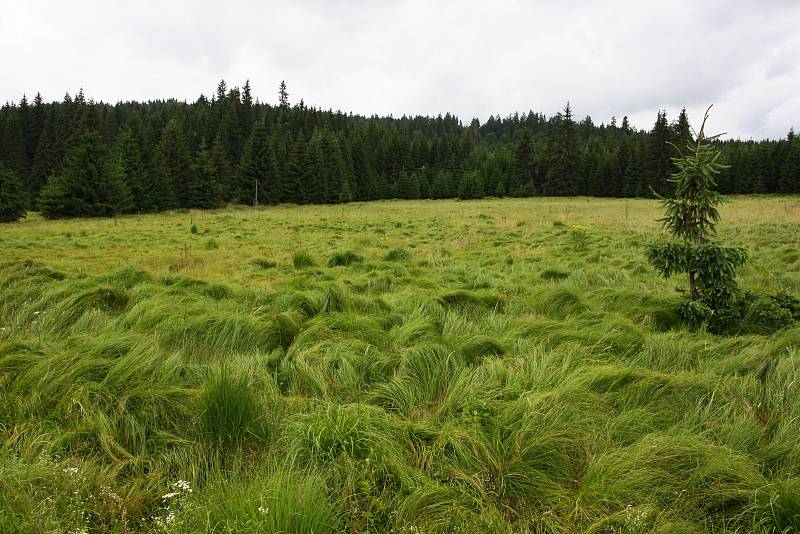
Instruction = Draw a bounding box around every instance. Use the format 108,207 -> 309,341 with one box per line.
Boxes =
545,102 -> 580,195
38,131 -> 132,218
457,170 -> 485,199
0,162 -> 26,222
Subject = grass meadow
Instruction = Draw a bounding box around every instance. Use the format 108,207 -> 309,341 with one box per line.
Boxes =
1,196 -> 799,533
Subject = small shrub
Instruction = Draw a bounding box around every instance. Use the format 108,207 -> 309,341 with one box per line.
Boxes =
385,247 -> 411,262
745,296 -> 794,332
327,250 -> 363,267
190,224 -> 198,234
204,239 -> 219,250
772,292 -> 800,320
293,251 -> 317,268
676,298 -> 713,326
461,395 -> 493,426
568,224 -> 589,250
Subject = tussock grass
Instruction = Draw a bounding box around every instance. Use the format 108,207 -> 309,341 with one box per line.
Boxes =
385,247 -> 412,262
292,251 -> 316,268
327,250 -> 364,267
1,197 -> 799,532
250,257 -> 277,269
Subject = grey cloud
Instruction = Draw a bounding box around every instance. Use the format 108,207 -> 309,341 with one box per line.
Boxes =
1,0 -> 798,138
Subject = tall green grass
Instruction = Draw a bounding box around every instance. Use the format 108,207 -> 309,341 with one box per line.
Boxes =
0,197 -> 799,532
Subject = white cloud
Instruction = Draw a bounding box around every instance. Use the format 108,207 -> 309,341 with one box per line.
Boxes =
1,0 -> 797,138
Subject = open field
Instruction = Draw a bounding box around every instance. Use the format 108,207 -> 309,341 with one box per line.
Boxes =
1,196 -> 800,533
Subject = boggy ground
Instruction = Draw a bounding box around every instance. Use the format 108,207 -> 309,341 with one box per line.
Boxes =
0,196 -> 799,533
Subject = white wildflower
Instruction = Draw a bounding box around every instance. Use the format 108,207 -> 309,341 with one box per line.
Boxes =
174,480 -> 192,492
161,492 -> 180,500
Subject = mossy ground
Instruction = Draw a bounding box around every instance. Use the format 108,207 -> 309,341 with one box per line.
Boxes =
0,196 -> 799,533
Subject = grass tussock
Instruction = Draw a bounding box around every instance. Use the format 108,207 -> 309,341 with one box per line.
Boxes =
327,250 -> 364,267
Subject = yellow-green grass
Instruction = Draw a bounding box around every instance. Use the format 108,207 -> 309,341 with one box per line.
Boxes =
0,196 -> 799,533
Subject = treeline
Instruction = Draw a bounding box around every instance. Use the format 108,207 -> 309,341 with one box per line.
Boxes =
0,80 -> 798,221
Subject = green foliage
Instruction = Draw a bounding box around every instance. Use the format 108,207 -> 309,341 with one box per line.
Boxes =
38,131 -> 133,218
457,170 -> 485,200
646,107 -> 751,330
744,295 -> 795,332
646,241 -> 748,309
568,224 -> 589,251
0,82 -> 798,213
0,162 -> 26,222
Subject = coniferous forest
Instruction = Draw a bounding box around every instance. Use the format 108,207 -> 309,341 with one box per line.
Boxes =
0,79 -> 799,221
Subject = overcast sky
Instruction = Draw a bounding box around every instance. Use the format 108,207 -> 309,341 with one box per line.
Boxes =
2,0 -> 798,139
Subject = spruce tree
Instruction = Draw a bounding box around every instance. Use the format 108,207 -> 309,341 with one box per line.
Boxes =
644,110 -> 673,196
157,119 -> 192,208
284,135 -> 310,204
397,170 -> 421,199
432,170 -> 452,199
30,118 -> 57,202
457,170 -> 485,199
545,102 -> 581,195
114,127 -> 148,211
513,129 -> 536,195
279,81 -> 290,108
189,144 -> 220,209
672,108 -> 692,150
779,134 -> 800,194
646,107 -> 746,328
38,131 -> 132,218
211,135 -> 234,202
240,121 -> 278,204
0,162 -> 26,222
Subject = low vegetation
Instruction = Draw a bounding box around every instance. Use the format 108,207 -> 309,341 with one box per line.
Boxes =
0,196 -> 799,533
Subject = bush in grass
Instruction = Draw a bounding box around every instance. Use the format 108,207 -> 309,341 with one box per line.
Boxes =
292,251 -> 317,268
568,224 -> 589,250
203,239 -> 219,250
744,295 -> 794,332
190,224 -> 198,234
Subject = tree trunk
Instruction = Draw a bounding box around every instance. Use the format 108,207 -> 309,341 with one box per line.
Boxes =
688,270 -> 699,300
